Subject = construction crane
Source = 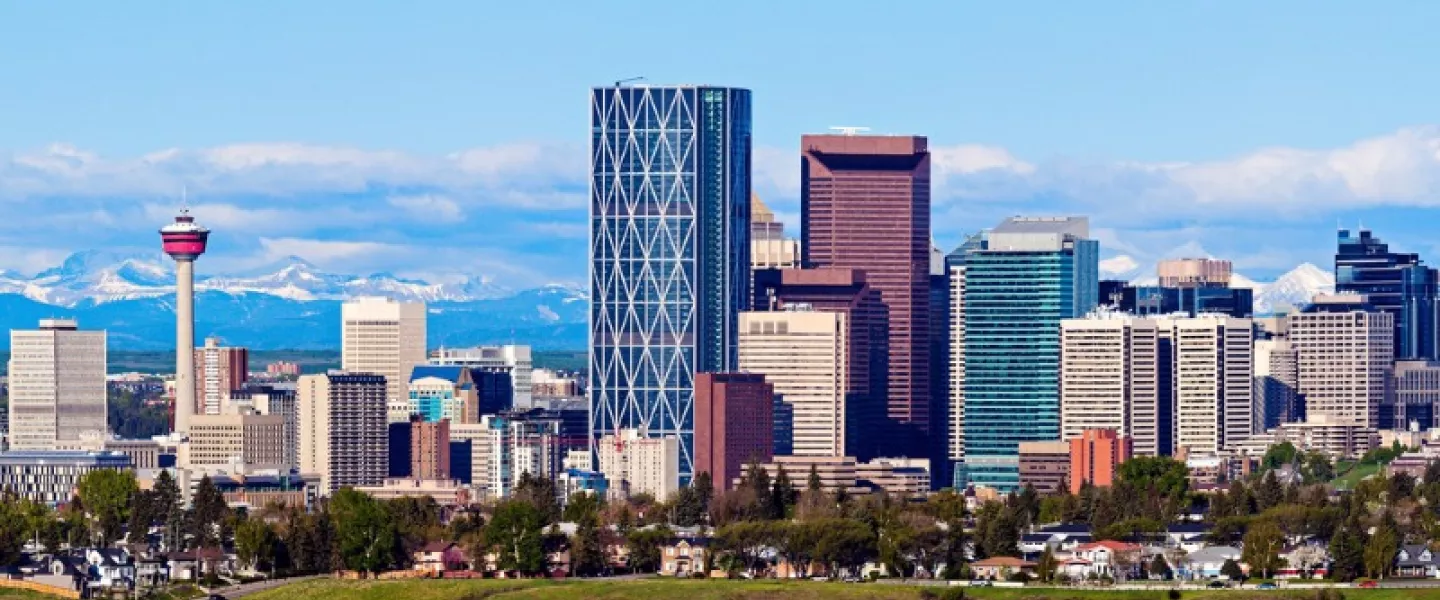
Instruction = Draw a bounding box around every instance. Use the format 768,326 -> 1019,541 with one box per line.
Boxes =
614,76 -> 646,87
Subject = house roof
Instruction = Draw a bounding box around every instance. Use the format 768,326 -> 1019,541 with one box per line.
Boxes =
1063,558 -> 1093,565
419,541 -> 457,554
1397,545 -> 1438,567
1037,523 -> 1092,535
1077,540 -> 1141,553
1184,546 -> 1241,564
1167,523 -> 1210,534
410,365 -> 470,384
972,556 -> 1036,568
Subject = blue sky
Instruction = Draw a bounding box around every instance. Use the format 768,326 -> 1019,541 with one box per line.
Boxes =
5,1 -> 1440,286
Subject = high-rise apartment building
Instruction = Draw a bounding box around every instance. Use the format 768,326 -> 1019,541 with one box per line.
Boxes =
962,217 -> 1098,490
1069,429 -> 1133,492
1336,228 -> 1438,360
341,297 -> 427,422
1059,313 -> 1162,455
751,193 -> 800,271
194,337 -> 249,416
298,372 -> 388,493
428,345 -> 533,409
590,85 -> 752,483
693,372 -> 774,490
1289,294 -> 1394,430
410,415 -> 451,480
1389,360 -> 1440,431
1164,315 -> 1254,455
801,133 -> 930,451
596,428 -> 681,500
944,233 -> 985,476
1254,338 -> 1300,431
7,319 -> 107,451
738,309 -> 852,458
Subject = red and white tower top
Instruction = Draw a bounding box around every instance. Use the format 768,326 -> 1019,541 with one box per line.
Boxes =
160,208 -> 210,261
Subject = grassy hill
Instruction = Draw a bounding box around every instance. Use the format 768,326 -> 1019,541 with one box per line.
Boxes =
232,577 -> 1440,600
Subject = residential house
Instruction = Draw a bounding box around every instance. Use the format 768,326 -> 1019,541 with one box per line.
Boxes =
84,549 -> 135,591
1396,545 -> 1440,579
413,542 -> 470,576
166,548 -> 232,581
34,556 -> 88,593
1019,524 -> 1095,557
1071,541 -> 1144,580
1179,546 -> 1242,580
661,538 -> 711,577
970,557 -> 1036,580
1165,524 -> 1210,553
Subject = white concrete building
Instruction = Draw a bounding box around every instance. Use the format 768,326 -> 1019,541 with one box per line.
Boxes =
1254,338 -> 1300,431
7,319 -> 107,451
1289,294 -> 1394,430
597,428 -> 680,501
429,345 -> 534,410
1161,315 -> 1254,455
185,412 -> 287,472
738,309 -> 847,457
298,372 -> 388,493
1060,313 -> 1162,455
341,297 -> 427,422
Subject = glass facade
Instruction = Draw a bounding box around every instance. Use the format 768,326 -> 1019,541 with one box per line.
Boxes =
1122,286 -> 1254,318
589,85 -> 752,483
1336,228 -> 1439,360
962,227 -> 1098,491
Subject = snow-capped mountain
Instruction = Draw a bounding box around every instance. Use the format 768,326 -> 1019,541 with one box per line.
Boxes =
0,251 -> 528,307
1234,262 -> 1335,314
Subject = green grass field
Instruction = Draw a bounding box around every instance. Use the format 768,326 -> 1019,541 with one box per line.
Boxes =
1333,461 -> 1384,490
225,577 -> 1440,600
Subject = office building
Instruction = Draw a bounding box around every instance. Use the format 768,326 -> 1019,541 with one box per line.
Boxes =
194,337 -> 249,416
1158,258 -> 1233,288
186,412 -> 287,471
737,455 -> 865,494
341,297 -> 427,422
532,369 -> 581,399
1069,429 -> 1133,492
1017,441 -> 1071,494
410,416 -> 451,480
597,428 -> 680,500
429,345 -> 533,409
298,372 -> 388,493
388,421 -> 413,477
0,450 -> 131,505
962,217 -> 1098,490
235,384 -> 299,469
477,413 -> 565,499
855,457 -> 932,498
1119,285 -> 1255,318
103,438 -> 161,469
945,233 -> 984,477
751,193 -> 800,270
1254,338 -> 1300,430
355,478 -> 471,508
1164,315 -> 1254,455
408,365 -> 511,424
693,372 -> 774,490
739,309 -> 851,458
772,395 -> 794,457
801,133 -> 931,449
7,319 -> 107,451
1059,313 -> 1163,455
1289,294 -> 1394,429
589,85 -> 751,484
750,267 -> 886,459
1336,227 -> 1439,360
1389,360 -> 1440,431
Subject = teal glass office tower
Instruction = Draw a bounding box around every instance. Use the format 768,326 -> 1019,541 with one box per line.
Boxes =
589,85 -> 752,484
960,217 -> 1098,491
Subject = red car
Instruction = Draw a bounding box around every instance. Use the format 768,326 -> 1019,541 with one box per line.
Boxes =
1358,581 -> 1379,589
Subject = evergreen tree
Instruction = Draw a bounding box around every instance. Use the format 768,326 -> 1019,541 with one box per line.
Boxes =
187,475 -> 228,549
1256,471 -> 1284,511
1149,553 -> 1172,580
1221,558 -> 1245,581
771,466 -> 796,519
1036,546 -> 1057,582
1328,520 -> 1365,582
807,465 -> 823,494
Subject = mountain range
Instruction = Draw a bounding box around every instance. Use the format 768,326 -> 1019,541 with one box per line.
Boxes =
0,252 -> 587,351
0,251 -> 1336,351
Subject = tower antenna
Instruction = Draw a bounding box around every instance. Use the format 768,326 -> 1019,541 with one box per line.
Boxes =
614,76 -> 646,87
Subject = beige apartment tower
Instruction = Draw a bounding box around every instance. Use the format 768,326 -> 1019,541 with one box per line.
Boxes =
1289,294 -> 1394,429
596,428 -> 680,500
194,337 -> 249,416
1164,315 -> 1254,455
298,372 -> 389,493
738,309 -> 848,457
7,319 -> 107,450
341,297 -> 427,422
1059,313 -> 1162,455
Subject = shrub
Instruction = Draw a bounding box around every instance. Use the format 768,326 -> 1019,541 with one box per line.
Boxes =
919,588 -> 967,600
1168,590 -> 1183,600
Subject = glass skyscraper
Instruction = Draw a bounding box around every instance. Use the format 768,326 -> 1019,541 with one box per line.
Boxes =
589,85 -> 752,483
1336,228 -> 1439,360
961,217 -> 1098,491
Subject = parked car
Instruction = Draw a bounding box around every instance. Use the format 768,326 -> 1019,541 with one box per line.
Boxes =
1257,583 -> 1277,590
970,580 -> 993,587
1207,581 -> 1227,589
1358,580 -> 1379,589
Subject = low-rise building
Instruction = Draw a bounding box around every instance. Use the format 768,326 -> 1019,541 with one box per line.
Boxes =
1018,441 -> 1071,493
970,556 -> 1036,580
354,478 -> 472,508
0,450 -> 132,504
660,538 -> 711,577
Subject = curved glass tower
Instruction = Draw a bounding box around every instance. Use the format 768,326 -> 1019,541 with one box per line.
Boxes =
589,85 -> 752,484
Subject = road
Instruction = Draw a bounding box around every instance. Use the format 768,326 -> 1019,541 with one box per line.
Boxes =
207,575 -> 324,599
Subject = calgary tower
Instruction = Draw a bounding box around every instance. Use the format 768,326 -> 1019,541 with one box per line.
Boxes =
161,208 -> 209,437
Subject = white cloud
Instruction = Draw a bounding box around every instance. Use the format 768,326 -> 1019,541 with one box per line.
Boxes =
257,237 -> 399,264
1099,255 -> 1140,277
387,194 -> 463,222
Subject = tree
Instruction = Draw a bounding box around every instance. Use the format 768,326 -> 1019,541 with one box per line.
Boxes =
625,526 -> 672,573
1220,558 -> 1245,582
1117,456 -> 1189,498
387,496 -> 443,561
1302,452 -> 1335,483
76,468 -> 138,545
775,521 -> 821,578
1255,471 -> 1284,511
814,518 -> 876,579
126,489 -> 158,544
973,501 -> 1018,559
1242,520 -> 1286,579
771,467 -> 797,519
235,518 -> 279,574
485,500 -> 547,575
513,473 -> 561,525
0,493 -> 36,566
1290,545 -> 1327,579
672,472 -> 712,527
1364,525 -> 1398,579
187,474 -> 229,550
284,510 -> 336,574
1328,521 -> 1365,582
331,488 -> 398,575
1149,553 -> 1172,580
570,508 -> 606,577
1262,442 -> 1299,470
153,469 -> 183,551
1036,546 -> 1057,582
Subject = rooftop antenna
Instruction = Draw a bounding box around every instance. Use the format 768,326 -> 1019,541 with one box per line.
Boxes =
614,76 -> 646,87
829,126 -> 871,136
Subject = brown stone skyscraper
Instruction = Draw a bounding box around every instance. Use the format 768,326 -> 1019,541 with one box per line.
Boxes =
801,134 -> 930,452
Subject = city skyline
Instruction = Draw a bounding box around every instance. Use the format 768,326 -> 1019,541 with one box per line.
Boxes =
6,4 -> 1440,289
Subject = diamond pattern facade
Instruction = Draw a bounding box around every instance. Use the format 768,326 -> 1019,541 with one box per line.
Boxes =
589,86 -> 752,483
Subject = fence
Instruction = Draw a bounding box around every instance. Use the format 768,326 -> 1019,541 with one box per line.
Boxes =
0,579 -> 82,599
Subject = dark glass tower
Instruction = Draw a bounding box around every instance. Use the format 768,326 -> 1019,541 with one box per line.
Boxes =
1335,228 -> 1439,360
589,85 -> 752,483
